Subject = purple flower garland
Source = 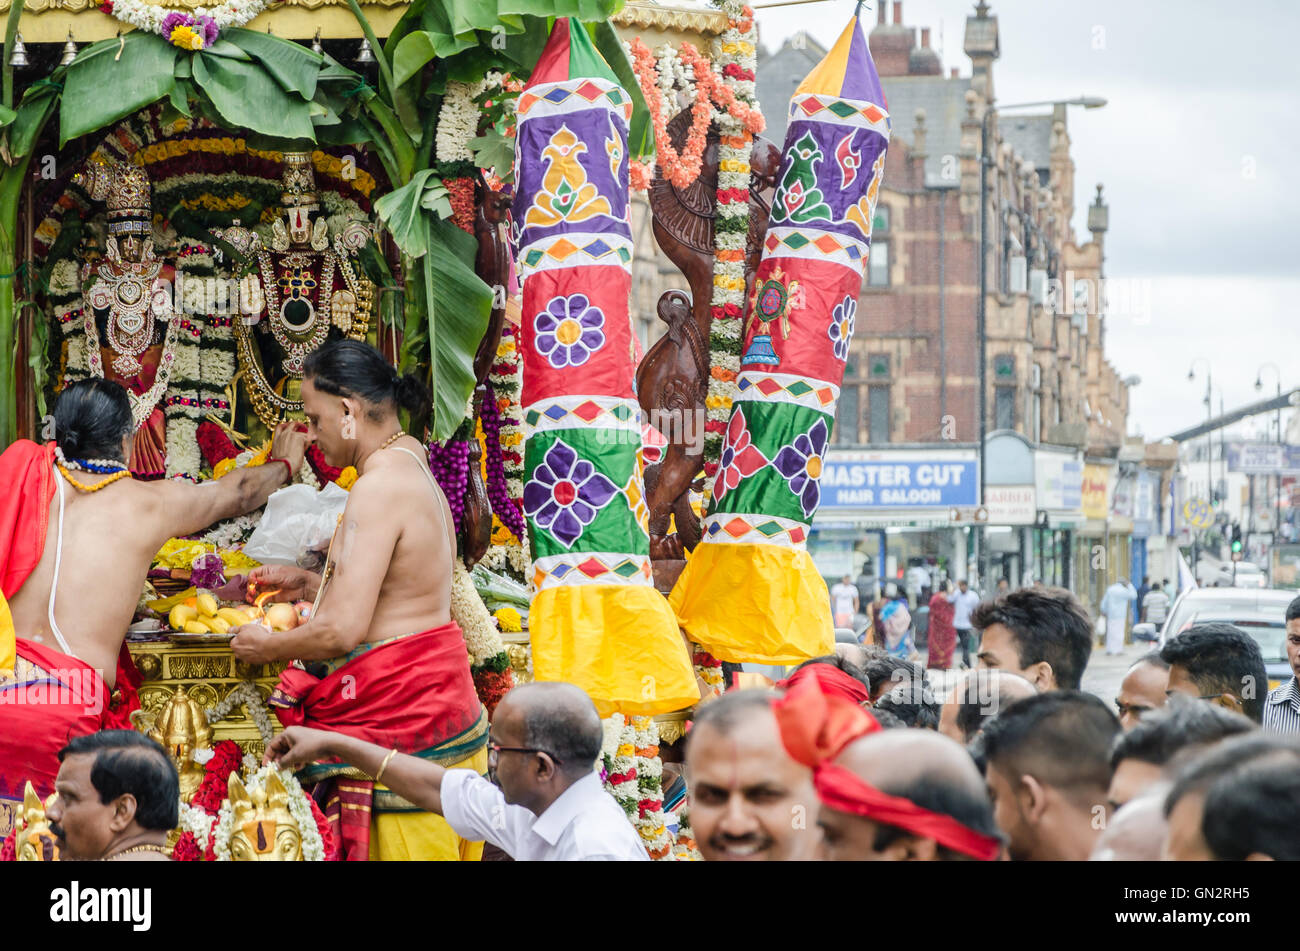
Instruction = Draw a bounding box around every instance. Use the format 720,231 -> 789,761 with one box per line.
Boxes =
479,382 -> 527,540
427,439 -> 470,535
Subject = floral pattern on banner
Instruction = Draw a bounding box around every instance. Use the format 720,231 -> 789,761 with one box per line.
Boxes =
712,407 -> 767,505
523,440 -> 619,549
772,417 -> 829,519
534,293 -> 607,369
827,294 -> 856,362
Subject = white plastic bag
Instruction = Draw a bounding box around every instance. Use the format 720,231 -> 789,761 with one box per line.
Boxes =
242,483 -> 350,567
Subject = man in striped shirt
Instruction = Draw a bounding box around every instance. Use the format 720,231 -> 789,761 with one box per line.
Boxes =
1263,595 -> 1300,733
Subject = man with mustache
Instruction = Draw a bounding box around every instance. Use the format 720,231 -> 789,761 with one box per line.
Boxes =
686,662 -> 871,860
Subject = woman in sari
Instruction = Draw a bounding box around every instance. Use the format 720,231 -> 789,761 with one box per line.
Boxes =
927,580 -> 957,670
879,598 -> 915,660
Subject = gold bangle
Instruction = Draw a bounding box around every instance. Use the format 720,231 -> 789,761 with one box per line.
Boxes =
374,748 -> 398,785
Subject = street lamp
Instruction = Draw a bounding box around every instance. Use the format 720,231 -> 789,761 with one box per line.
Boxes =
1256,361 -> 1283,550
977,95 -> 1106,587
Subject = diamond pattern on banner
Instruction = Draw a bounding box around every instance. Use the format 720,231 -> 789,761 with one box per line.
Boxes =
524,395 -> 641,434
736,371 -> 840,414
532,552 -> 655,590
704,514 -> 810,549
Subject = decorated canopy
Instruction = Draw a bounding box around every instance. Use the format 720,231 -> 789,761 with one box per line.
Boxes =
670,12 -> 890,664
513,18 -> 697,716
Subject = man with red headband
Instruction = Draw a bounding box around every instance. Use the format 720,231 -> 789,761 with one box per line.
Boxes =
772,676 -> 1003,861
686,661 -> 871,861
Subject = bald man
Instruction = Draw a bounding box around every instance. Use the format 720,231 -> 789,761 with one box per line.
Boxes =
814,730 -> 1003,861
1115,652 -> 1169,730
686,690 -> 818,861
1089,789 -> 1169,861
267,681 -> 648,860
938,669 -> 1038,744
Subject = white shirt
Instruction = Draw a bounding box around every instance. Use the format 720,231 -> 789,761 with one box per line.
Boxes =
1101,582 -> 1136,621
441,769 -> 649,861
948,589 -> 981,628
830,583 -> 857,615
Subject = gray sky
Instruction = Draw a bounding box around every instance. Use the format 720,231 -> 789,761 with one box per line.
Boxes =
750,0 -> 1297,440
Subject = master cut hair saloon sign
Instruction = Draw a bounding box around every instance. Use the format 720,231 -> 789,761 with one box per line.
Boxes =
820,452 -> 979,509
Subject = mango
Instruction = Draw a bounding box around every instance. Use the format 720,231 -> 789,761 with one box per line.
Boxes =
183,620 -> 209,635
196,593 -> 220,618
217,607 -> 252,627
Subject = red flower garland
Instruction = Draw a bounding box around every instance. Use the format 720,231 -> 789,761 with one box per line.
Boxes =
0,832 -> 15,862
171,832 -> 202,862
196,420 -> 240,469
446,178 -> 476,234
306,443 -> 344,485
472,667 -> 515,719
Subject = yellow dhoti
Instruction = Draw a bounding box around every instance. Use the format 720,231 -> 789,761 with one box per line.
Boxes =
367,747 -> 489,861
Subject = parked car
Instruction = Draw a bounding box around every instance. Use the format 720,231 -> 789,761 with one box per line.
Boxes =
1229,562 -> 1268,588
1134,588 -> 1295,691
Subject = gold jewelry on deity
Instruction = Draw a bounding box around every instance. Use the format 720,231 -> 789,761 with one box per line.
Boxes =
101,842 -> 170,861
84,309 -> 180,431
374,748 -> 398,784
258,248 -> 335,377
57,464 -> 131,492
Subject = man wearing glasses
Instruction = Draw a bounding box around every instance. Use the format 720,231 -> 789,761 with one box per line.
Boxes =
266,681 -> 648,860
1160,623 -> 1267,725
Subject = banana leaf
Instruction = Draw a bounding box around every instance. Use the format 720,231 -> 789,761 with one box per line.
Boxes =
0,105 -> 15,127
8,81 -> 59,158
423,216 -> 493,441
192,51 -> 316,142
60,33 -> 179,145
588,20 -> 654,160
374,169 -> 439,258
224,27 -> 322,100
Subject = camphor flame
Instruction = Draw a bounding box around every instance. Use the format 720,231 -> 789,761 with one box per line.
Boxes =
249,589 -> 281,624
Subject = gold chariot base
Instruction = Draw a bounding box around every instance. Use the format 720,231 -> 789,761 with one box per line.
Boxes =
128,640 -> 286,761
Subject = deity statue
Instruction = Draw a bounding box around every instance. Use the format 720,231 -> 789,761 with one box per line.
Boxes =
144,686 -> 214,803
224,771 -> 303,861
15,782 -> 60,862
74,160 -> 176,479
229,152 -> 374,427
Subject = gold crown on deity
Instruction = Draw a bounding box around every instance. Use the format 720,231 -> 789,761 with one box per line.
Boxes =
76,160 -> 153,236
280,152 -> 320,210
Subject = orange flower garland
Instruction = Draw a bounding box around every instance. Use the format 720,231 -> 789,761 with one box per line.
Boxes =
629,38 -> 712,191
677,42 -> 765,137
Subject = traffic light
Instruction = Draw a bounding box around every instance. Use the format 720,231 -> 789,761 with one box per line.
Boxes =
1231,524 -> 1243,553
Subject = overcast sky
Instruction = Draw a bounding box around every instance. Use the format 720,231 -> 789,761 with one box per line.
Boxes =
750,0 -> 1297,442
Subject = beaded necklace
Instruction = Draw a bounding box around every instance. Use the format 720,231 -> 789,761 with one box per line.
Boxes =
57,464 -> 132,493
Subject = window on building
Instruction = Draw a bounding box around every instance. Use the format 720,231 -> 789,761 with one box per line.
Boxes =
873,205 -> 891,234
836,384 -> 859,445
995,386 -> 1015,431
868,386 -> 890,443
867,353 -> 890,380
866,240 -> 889,287
993,354 -> 1015,384
1032,392 -> 1042,442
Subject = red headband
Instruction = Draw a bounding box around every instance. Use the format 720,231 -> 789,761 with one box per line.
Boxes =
772,679 -> 1001,861
776,662 -> 872,707
814,762 -> 1002,861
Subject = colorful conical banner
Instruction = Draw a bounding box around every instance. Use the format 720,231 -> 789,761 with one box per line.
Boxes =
513,18 -> 698,716
671,14 -> 891,664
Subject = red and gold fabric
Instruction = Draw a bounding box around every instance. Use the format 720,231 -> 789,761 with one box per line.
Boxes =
268,622 -> 488,861
671,14 -> 890,665
513,19 -> 697,717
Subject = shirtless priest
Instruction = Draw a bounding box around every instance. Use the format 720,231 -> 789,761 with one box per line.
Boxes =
231,340 -> 488,862
0,377 -> 308,827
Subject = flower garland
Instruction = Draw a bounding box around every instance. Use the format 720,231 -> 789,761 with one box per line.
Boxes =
206,681 -> 276,748
97,0 -> 269,49
479,382 -> 527,541
700,1 -> 762,479
692,646 -> 726,695
601,713 -> 640,816
428,437 -> 470,535
170,738 -> 242,862
672,808 -> 704,861
450,558 -> 508,668
630,715 -> 673,859
211,764 -> 329,861
628,38 -> 713,191
478,325 -> 530,578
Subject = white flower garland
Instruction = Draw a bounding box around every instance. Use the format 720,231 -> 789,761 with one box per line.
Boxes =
49,260 -> 80,298
481,324 -> 532,581
200,510 -> 262,549
435,79 -> 486,165
166,415 -> 202,480
211,764 -> 325,861
630,715 -> 673,859
65,335 -> 88,381
702,0 -> 762,489
104,0 -> 270,38
601,714 -> 641,812
206,680 -> 276,748
177,800 -> 217,854
451,559 -> 507,666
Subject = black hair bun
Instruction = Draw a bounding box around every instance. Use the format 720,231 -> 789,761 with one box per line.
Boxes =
394,372 -> 431,417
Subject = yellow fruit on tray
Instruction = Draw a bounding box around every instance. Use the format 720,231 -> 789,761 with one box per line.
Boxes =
217,607 -> 251,627
183,620 -> 209,635
196,593 -> 220,618
169,605 -> 198,630
206,616 -> 231,635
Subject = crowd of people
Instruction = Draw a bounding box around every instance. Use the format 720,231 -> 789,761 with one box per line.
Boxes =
39,583 -> 1300,861
8,340 -> 1300,862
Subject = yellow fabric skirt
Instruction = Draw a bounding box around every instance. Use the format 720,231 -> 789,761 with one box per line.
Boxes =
367,747 -> 489,862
